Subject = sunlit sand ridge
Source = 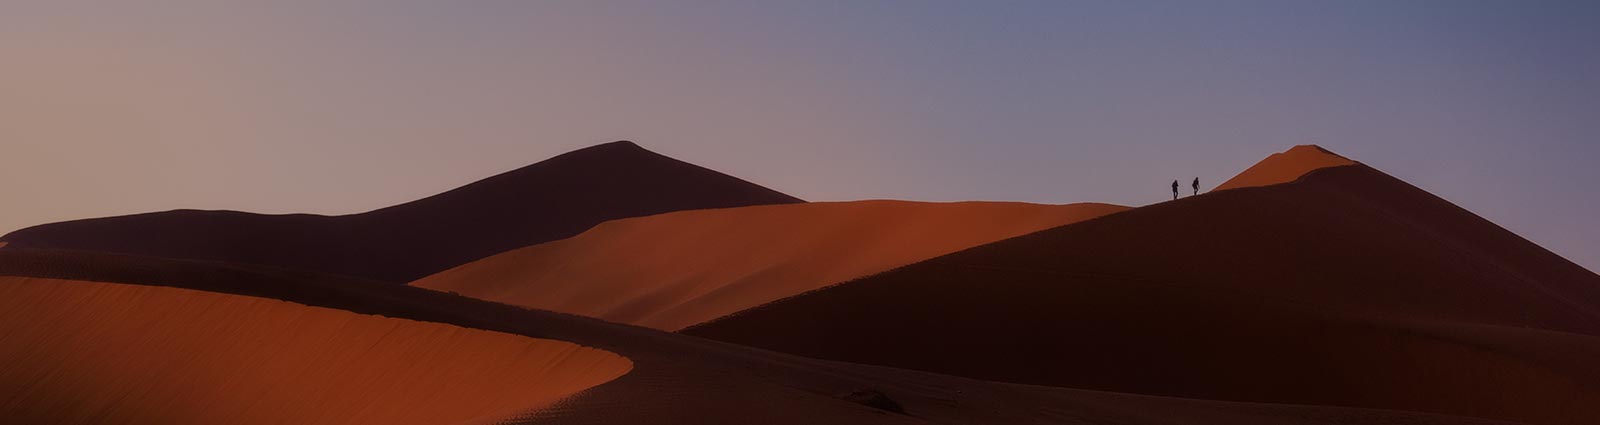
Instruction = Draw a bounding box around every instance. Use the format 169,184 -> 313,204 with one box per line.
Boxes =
415,200 -> 1127,330
1213,144 -> 1356,191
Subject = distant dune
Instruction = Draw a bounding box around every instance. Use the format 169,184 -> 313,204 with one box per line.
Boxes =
0,249 -> 1508,425
414,200 -> 1128,330
0,141 -> 802,283
1213,144 -> 1355,191
687,148 -> 1600,425
0,276 -> 631,425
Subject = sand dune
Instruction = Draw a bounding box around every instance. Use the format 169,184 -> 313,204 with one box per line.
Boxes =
0,249 -> 1506,425
687,150 -> 1600,424
414,200 -> 1128,330
0,141 -> 801,282
0,276 -> 631,425
1213,144 -> 1355,191
1,144 -> 1582,424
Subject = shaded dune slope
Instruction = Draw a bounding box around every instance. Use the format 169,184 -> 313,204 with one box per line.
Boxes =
414,200 -> 1128,330
0,276 -> 631,425
0,249 -> 1507,425
687,161 -> 1600,424
0,141 -> 802,282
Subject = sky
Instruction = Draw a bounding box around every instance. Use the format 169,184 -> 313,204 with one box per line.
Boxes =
2,1 -> 1596,272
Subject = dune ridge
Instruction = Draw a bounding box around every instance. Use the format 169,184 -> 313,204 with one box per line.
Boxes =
414,200 -> 1128,330
0,141 -> 802,283
1213,144 -> 1356,191
0,276 -> 632,425
686,150 -> 1600,424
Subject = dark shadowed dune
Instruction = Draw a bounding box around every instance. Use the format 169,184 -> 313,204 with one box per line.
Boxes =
0,141 -> 803,283
685,148 -> 1600,425
0,248 -> 1510,425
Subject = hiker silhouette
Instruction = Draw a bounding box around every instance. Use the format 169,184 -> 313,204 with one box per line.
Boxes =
1192,177 -> 1199,196
1171,180 -> 1179,200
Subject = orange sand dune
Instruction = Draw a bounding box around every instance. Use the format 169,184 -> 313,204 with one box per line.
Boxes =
688,150 -> 1600,424
0,249 -> 1506,425
0,277 -> 631,425
1213,144 -> 1355,191
414,200 -> 1128,330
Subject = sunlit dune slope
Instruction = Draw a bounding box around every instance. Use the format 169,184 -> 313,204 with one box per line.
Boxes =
688,150 -> 1600,425
0,277 -> 632,425
414,200 -> 1128,330
0,141 -> 801,283
0,249 -> 1508,425
1213,144 -> 1355,191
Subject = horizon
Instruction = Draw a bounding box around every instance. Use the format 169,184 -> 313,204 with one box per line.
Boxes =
2,1 -> 1595,272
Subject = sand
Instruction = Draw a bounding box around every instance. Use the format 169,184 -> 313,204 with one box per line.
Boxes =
0,143 -> 1582,424
0,141 -> 802,283
0,249 -> 1506,425
687,152 -> 1600,424
1213,144 -> 1355,191
0,276 -> 632,425
414,200 -> 1128,330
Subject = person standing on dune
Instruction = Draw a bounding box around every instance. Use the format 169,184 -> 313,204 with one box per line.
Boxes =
1171,180 -> 1179,200
1192,177 -> 1200,196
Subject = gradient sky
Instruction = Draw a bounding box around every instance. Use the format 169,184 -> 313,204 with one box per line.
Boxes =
2,1 -> 1596,272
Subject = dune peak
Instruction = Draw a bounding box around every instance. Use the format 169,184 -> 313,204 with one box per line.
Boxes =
0,139 -> 801,283
582,139 -> 648,153
1213,144 -> 1356,191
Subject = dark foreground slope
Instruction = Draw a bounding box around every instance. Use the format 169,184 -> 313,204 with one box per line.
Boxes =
687,163 -> 1600,425
0,141 -> 802,282
0,249 -> 1507,425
